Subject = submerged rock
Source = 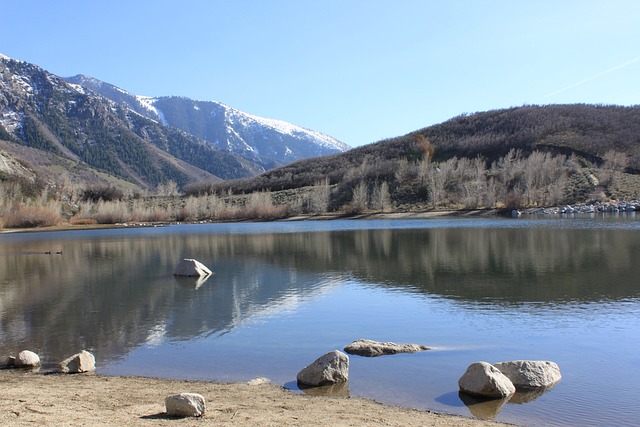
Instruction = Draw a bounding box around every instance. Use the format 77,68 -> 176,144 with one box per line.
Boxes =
493,360 -> 561,388
15,350 -> 41,368
3,356 -> 16,368
165,393 -> 206,417
343,339 -> 429,357
458,361 -> 515,398
58,350 -> 96,373
173,259 -> 212,277
297,350 -> 349,386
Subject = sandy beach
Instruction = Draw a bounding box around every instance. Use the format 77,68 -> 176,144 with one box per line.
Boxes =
0,370 -> 514,426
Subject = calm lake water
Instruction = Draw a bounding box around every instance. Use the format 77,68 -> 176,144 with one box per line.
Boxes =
1,216 -> 639,426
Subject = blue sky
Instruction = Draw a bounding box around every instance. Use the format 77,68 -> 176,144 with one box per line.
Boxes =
1,1 -> 639,147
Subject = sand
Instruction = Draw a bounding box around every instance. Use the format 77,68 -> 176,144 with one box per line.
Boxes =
0,370 -> 514,427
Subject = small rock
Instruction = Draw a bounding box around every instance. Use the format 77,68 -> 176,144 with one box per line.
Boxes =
297,350 -> 349,386
3,356 -> 16,368
165,393 -> 206,417
458,361 -> 515,398
246,377 -> 270,386
58,350 -> 96,373
493,360 -> 561,388
173,259 -> 212,277
344,339 -> 429,357
15,350 -> 41,368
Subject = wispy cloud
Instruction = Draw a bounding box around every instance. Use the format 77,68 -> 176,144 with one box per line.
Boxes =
541,55 -> 640,99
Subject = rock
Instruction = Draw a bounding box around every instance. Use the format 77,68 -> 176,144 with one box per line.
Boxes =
173,259 -> 212,277
343,339 -> 429,357
493,360 -> 561,388
58,350 -> 96,373
3,356 -> 16,368
246,377 -> 270,386
15,350 -> 41,368
297,350 -> 349,386
458,361 -> 515,398
165,393 -> 206,417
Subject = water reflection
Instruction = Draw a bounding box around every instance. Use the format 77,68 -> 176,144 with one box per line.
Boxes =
457,384 -> 557,419
1,221 -> 639,371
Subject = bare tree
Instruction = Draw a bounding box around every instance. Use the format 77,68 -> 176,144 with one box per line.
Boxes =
371,181 -> 392,212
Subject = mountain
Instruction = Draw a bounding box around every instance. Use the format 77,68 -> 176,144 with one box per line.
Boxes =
197,104 -> 640,209
64,75 -> 350,168
0,54 -> 270,188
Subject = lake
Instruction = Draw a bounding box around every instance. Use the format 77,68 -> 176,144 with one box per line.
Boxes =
1,216 -> 639,426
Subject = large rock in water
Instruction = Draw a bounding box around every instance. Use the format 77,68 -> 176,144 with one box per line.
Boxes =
165,393 -> 206,417
343,339 -> 429,357
15,350 -> 41,368
173,259 -> 212,277
458,361 -> 516,398
58,350 -> 96,373
297,350 -> 349,386
493,360 -> 561,388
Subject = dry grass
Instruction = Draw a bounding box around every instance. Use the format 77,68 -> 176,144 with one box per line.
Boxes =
92,201 -> 131,224
2,206 -> 63,228
69,215 -> 98,225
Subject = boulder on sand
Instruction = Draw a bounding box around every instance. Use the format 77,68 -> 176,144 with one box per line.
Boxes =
173,259 -> 212,277
493,360 -> 561,388
297,350 -> 349,386
15,350 -> 41,368
58,350 -> 96,373
343,339 -> 429,357
458,361 -> 515,398
165,393 -> 206,417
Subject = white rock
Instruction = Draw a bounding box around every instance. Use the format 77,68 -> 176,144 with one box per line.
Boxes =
246,377 -> 271,386
15,350 -> 41,367
173,259 -> 212,277
343,339 -> 429,357
297,350 -> 349,386
458,361 -> 515,398
165,393 -> 206,417
58,350 -> 96,373
493,360 -> 561,388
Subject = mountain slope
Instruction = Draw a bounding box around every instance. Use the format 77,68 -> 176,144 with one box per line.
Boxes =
0,54 -> 263,188
202,104 -> 640,195
64,75 -> 350,168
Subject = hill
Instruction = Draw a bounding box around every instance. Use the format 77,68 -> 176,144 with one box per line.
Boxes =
190,104 -> 640,211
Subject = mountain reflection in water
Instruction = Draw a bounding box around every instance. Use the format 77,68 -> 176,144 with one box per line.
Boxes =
1,219 -> 639,427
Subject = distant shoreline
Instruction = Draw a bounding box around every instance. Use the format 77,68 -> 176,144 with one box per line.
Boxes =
0,209 -> 498,234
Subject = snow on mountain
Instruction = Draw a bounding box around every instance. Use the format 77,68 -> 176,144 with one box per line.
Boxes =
135,95 -> 167,125
62,74 -> 350,168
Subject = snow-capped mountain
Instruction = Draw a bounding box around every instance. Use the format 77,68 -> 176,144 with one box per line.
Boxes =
64,75 -> 350,168
0,53 -> 263,188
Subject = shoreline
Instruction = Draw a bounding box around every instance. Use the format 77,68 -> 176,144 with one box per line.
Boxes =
0,209 -> 498,234
0,370 -> 515,426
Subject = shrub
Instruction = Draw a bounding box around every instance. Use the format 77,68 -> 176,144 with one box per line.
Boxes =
2,206 -> 63,228
93,201 -> 130,224
69,215 -> 98,225
81,185 -> 124,202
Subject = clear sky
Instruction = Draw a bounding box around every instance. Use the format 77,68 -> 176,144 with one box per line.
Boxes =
1,0 -> 639,147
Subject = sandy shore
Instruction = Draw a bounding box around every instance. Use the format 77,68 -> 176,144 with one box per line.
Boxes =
0,370 -> 514,427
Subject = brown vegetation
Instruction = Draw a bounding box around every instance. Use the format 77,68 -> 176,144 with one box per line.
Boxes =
2,206 -> 63,228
